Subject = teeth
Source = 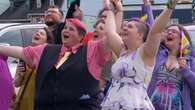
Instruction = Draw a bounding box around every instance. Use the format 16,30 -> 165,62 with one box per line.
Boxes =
94,35 -> 98,38
63,35 -> 69,38
34,37 -> 39,40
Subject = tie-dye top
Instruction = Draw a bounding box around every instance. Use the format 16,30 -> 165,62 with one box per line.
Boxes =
150,63 -> 183,110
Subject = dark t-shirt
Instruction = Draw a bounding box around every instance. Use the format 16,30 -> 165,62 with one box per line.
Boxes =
52,22 -> 65,44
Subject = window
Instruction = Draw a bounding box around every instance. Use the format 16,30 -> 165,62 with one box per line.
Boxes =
0,29 -> 23,46
21,28 -> 42,47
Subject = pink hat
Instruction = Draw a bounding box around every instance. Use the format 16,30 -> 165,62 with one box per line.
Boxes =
66,18 -> 87,31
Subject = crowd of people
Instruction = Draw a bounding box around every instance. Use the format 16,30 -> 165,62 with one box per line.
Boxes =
0,0 -> 195,110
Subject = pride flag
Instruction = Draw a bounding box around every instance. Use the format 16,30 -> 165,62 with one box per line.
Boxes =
180,31 -> 191,57
140,14 -> 148,22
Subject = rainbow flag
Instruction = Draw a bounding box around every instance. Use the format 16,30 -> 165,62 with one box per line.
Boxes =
180,31 -> 191,57
140,14 -> 148,22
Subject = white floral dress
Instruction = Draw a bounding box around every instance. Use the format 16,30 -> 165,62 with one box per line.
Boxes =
101,48 -> 155,110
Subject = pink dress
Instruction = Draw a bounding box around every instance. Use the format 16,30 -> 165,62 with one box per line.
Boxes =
0,55 -> 13,110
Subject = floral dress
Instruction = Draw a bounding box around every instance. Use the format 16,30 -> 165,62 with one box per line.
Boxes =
150,63 -> 183,110
101,48 -> 155,110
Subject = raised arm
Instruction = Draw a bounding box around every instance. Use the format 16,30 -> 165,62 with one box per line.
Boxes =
142,0 -> 154,26
142,0 -> 178,64
0,45 -> 25,60
104,0 -> 123,56
112,0 -> 123,33
66,0 -> 80,19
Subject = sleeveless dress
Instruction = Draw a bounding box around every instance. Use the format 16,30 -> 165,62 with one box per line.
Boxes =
101,48 -> 155,110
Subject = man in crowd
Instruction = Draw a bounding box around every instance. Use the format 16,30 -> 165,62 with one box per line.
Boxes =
44,5 -> 64,44
44,0 -> 83,44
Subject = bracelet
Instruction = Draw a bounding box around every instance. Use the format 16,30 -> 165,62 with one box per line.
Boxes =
166,0 -> 175,10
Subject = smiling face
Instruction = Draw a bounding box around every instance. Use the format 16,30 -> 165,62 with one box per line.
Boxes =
93,21 -> 105,41
61,21 -> 82,47
120,21 -> 144,48
164,26 -> 181,51
44,7 -> 63,26
32,29 -> 48,45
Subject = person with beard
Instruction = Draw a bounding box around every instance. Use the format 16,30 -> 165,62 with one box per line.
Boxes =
44,5 -> 64,44
45,0 -> 83,44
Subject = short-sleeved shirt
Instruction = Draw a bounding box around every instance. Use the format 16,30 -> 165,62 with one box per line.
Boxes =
23,39 -> 111,80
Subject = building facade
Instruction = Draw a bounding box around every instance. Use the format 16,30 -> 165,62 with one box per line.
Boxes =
0,0 -> 64,23
123,1 -> 193,24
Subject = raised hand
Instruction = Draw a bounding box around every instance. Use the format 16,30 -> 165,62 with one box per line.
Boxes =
166,0 -> 179,9
178,57 -> 188,69
103,0 -> 111,9
143,0 -> 151,5
111,0 -> 123,11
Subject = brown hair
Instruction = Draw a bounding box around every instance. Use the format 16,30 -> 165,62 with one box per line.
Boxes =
43,27 -> 54,44
93,19 -> 105,29
47,5 -> 64,17
128,18 -> 150,42
76,26 -> 87,38
165,24 -> 192,47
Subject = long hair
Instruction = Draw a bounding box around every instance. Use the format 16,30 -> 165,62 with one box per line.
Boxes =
165,24 -> 192,46
165,24 -> 192,57
43,27 -> 54,44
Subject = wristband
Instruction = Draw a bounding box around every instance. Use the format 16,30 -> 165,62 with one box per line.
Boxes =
166,0 -> 175,10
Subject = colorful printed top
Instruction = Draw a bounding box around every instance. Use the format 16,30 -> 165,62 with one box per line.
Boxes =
101,48 -> 155,110
150,63 -> 183,110
148,46 -> 195,110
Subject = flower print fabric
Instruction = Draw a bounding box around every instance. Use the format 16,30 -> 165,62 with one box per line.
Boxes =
101,48 -> 155,110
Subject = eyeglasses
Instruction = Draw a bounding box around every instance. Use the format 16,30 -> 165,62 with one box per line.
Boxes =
45,10 -> 59,15
164,29 -> 180,35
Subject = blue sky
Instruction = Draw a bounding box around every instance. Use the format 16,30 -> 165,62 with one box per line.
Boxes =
80,0 -> 170,17
80,0 -> 103,17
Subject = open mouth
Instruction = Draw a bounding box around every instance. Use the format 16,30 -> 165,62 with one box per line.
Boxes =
33,36 -> 40,40
63,34 -> 70,39
120,33 -> 128,37
93,35 -> 99,38
167,37 -> 174,41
